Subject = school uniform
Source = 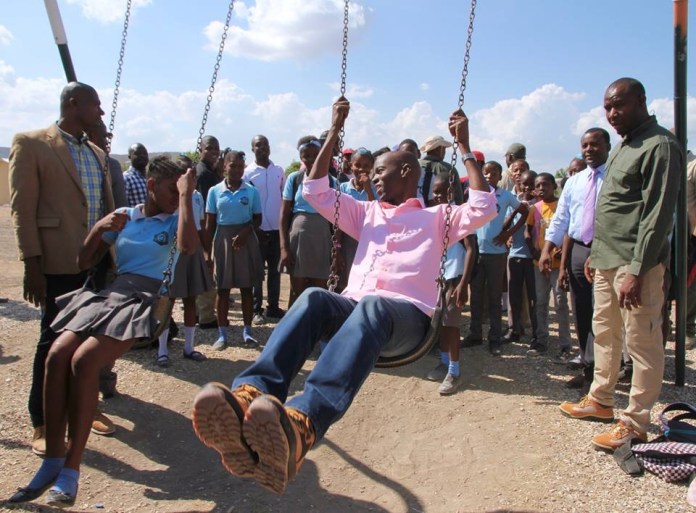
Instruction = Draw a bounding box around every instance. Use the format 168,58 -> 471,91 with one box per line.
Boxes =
170,190 -> 212,298
507,199 -> 537,338
283,171 -> 335,280
206,180 -> 263,289
51,206 -> 179,341
442,241 -> 466,328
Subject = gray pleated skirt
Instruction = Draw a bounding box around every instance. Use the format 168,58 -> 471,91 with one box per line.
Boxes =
213,224 -> 264,289
51,273 -> 162,341
169,245 -> 213,298
288,212 -> 332,279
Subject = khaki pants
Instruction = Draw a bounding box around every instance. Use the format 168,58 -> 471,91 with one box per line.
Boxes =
588,264 -> 665,432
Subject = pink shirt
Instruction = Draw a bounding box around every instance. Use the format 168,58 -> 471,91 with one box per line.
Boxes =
303,178 -> 497,316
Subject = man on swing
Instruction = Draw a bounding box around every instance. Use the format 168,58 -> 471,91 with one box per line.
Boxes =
191,97 -> 496,494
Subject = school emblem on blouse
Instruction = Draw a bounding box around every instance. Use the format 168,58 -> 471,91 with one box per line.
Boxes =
240,196 -> 249,206
153,231 -> 169,246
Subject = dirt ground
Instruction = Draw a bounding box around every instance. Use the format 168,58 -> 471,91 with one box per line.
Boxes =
1,203 -> 696,513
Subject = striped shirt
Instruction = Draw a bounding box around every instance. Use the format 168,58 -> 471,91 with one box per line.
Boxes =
60,127 -> 104,229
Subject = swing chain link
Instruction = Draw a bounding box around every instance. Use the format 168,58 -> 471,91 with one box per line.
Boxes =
327,0 -> 351,292
108,0 -> 131,147
439,0 -> 477,288
196,0 -> 235,157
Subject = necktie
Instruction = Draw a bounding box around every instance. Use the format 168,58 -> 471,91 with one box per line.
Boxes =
580,169 -> 597,244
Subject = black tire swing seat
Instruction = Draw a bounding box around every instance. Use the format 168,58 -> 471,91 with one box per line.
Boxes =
327,0 -> 478,368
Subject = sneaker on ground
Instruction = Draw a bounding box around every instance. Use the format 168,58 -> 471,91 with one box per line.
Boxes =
253,312 -> 267,325
502,330 -> 520,344
526,343 -> 547,357
567,352 -> 584,370
438,373 -> 462,395
591,420 -> 647,451
91,410 -> 116,436
426,362 -> 448,382
559,394 -> 614,422
212,338 -> 227,351
565,373 -> 587,389
489,340 -> 503,356
556,348 -> 572,363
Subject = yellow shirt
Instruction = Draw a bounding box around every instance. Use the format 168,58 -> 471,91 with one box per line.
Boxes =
527,200 -> 560,267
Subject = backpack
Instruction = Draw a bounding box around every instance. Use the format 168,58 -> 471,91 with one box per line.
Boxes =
614,403 -> 696,481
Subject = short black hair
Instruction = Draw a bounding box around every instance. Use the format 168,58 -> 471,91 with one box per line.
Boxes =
398,138 -> 418,148
584,127 -> 611,145
484,160 -> 503,174
536,172 -> 556,185
609,77 -> 646,98
511,158 -> 530,170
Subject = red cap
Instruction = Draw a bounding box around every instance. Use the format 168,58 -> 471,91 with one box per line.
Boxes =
342,148 -> 354,155
472,150 -> 485,162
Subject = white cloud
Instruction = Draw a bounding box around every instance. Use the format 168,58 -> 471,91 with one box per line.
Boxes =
204,0 -> 367,61
0,25 -> 14,46
65,0 -> 152,24
328,82 -> 374,99
420,83 -> 430,91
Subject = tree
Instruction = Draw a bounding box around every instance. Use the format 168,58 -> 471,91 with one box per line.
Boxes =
554,167 -> 568,179
285,160 -> 300,176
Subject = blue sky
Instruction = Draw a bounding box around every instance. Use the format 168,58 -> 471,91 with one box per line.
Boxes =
1,0 -> 694,172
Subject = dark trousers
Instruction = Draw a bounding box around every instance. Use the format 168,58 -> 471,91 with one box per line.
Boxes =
568,241 -> 594,378
508,257 -> 537,336
253,230 -> 281,313
470,253 -> 507,342
29,273 -> 85,427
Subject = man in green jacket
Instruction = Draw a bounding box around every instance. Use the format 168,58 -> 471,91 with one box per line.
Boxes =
559,78 -> 683,451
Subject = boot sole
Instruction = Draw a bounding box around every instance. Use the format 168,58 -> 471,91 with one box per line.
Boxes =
558,405 -> 614,423
192,383 -> 257,478
243,395 -> 296,495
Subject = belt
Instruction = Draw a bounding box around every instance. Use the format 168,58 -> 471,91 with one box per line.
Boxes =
571,238 -> 592,248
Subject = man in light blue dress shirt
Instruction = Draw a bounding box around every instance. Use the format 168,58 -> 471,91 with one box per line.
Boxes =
540,128 -> 611,389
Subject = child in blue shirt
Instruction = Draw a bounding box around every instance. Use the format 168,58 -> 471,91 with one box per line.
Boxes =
11,156 -> 198,507
206,150 -> 263,350
425,173 -> 476,395
464,161 -> 528,356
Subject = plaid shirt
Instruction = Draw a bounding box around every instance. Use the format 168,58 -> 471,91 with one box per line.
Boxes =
60,127 -> 104,229
123,166 -> 148,207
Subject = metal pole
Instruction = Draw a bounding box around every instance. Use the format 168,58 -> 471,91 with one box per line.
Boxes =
674,0 -> 688,387
43,0 -> 77,82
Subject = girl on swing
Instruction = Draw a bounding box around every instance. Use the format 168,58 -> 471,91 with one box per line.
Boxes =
191,97 -> 497,495
205,150 -> 264,350
279,136 -> 338,306
9,156 -> 198,507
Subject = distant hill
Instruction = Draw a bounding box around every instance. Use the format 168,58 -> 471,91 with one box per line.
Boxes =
0,148 -> 182,169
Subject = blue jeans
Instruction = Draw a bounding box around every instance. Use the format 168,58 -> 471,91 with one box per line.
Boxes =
232,287 -> 429,439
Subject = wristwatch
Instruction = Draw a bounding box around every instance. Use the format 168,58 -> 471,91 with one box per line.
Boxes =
461,152 -> 476,162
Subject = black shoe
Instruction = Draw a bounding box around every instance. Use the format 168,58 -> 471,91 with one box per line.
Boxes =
502,330 -> 520,344
526,341 -> 548,357
617,364 -> 633,383
265,307 -> 286,320
565,374 -> 587,389
461,335 -> 483,348
198,320 -> 218,330
489,341 -> 503,356
8,483 -> 54,504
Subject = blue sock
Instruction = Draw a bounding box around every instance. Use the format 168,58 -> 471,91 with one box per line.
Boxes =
51,467 -> 79,496
243,325 -> 252,338
448,360 -> 460,377
27,457 -> 64,490
440,351 -> 450,366
243,325 -> 258,344
217,327 -> 227,341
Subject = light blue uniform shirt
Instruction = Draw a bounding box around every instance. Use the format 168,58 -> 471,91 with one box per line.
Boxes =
477,188 -> 520,255
444,241 -> 466,281
283,172 -> 337,214
339,179 -> 376,201
206,181 -> 261,226
102,206 -> 179,281
509,199 -> 535,259
545,164 -> 605,247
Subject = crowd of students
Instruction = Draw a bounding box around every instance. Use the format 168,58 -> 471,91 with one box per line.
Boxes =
8,78 -> 687,502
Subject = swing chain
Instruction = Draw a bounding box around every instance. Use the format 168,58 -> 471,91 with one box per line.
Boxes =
327,0 -> 351,292
108,0 -> 132,149
439,0 -> 477,287
196,0 -> 235,156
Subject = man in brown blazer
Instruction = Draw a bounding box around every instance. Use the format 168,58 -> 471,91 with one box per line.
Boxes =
9,82 -> 115,455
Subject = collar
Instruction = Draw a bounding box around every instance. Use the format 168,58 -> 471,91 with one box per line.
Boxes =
588,163 -> 606,176
131,205 -> 172,221
420,155 -> 441,164
379,197 -> 424,210
249,160 -> 275,170
128,165 -> 146,177
623,115 -> 657,144
57,124 -> 88,145
224,179 -> 249,191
